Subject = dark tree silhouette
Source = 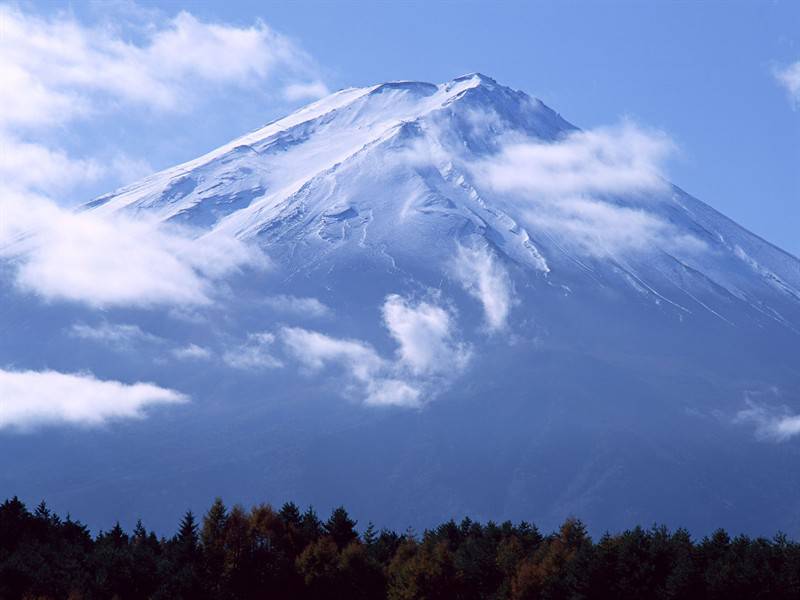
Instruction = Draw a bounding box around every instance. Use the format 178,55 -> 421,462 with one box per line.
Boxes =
0,496 -> 798,599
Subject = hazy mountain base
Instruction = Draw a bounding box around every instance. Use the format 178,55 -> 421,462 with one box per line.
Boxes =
1,256 -> 799,538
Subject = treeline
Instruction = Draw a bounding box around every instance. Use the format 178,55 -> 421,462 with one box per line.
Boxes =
1,497 -> 799,599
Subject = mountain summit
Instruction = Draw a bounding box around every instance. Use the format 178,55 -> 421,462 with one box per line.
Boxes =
3,75 -> 799,535
89,74 -> 800,334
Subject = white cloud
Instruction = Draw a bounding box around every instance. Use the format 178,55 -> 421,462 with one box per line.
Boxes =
382,294 -> 470,374
0,368 -> 187,430
282,327 -> 383,382
283,80 -> 330,101
0,4 -> 326,204
774,61 -> 800,106
262,294 -> 331,318
470,122 -> 703,258
223,332 -> 282,370
172,343 -> 213,361
0,6 -> 282,310
522,195 -> 705,258
0,6 -> 325,126
476,123 -> 673,198
0,133 -> 151,208
735,401 -> 800,442
365,378 -> 422,407
0,133 -> 103,195
69,321 -> 162,349
0,194 -> 264,308
451,244 -> 514,331
282,325 -> 420,407
280,294 -> 469,408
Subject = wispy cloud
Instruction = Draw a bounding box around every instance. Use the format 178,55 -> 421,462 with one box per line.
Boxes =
774,61 -> 800,107
475,122 -> 673,198
735,400 -> 800,442
0,368 -> 187,430
262,294 -> 332,318
470,122 -> 703,258
281,325 -> 420,407
0,6 -> 327,126
223,332 -> 282,370
280,294 -> 470,408
0,132 -> 104,195
69,321 -> 162,349
282,326 -> 383,380
451,244 -> 515,331
283,80 -> 331,102
172,343 -> 213,361
522,195 -> 705,258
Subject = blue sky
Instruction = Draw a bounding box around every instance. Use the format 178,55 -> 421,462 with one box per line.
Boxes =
9,0 -> 800,254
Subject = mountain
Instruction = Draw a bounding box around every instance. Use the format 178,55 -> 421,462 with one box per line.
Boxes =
2,74 -> 799,536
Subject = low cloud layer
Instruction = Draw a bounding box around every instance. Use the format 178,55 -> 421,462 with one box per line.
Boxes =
470,123 -> 703,258
0,195 -> 263,308
476,123 -> 672,198
0,368 -> 187,430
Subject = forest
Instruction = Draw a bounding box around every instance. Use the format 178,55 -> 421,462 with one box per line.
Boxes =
1,496 -> 798,599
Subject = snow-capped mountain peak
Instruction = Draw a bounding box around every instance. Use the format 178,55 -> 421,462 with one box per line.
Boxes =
86,74 -> 800,334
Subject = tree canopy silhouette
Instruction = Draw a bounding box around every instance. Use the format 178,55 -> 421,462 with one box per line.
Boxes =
0,496 -> 798,599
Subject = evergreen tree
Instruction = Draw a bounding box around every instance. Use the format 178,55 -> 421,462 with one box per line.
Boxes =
130,519 -> 161,599
160,511 -> 204,600
279,501 -> 302,528
300,506 -> 322,546
363,521 -> 377,546
325,506 -> 358,550
201,497 -> 229,596
177,510 -> 200,555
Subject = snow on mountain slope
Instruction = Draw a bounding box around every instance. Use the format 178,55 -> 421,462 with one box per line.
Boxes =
88,73 -> 800,333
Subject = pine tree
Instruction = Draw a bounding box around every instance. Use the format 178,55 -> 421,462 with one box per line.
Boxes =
177,510 -> 200,555
325,506 -> 358,550
300,506 -> 322,546
130,519 -> 160,599
363,522 -> 377,547
279,501 -> 302,528
201,497 -> 228,596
